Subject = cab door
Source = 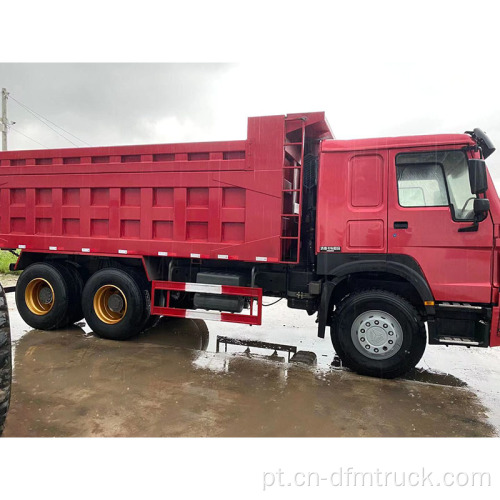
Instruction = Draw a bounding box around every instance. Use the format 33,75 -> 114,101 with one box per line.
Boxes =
387,147 -> 493,303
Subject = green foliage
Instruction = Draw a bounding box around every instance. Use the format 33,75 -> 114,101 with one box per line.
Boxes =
0,251 -> 19,274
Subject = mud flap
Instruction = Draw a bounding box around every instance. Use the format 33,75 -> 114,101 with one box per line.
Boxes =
317,278 -> 341,338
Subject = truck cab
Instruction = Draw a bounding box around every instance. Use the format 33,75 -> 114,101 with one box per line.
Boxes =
316,128 -> 499,377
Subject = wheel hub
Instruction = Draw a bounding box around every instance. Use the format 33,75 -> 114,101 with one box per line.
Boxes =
107,293 -> 124,313
94,285 -> 128,324
366,327 -> 387,346
351,310 -> 403,359
25,278 -> 55,316
38,286 -> 53,305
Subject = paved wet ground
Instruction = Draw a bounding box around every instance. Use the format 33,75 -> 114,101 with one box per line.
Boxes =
3,315 -> 495,437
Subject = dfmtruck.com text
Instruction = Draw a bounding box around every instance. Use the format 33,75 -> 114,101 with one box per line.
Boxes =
263,468 -> 492,490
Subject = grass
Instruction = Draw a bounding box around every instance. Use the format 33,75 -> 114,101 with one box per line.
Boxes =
0,250 -> 19,274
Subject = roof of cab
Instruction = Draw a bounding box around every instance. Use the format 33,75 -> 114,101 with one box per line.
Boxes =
321,134 -> 475,153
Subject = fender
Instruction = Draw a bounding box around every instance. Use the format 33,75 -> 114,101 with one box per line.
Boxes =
317,256 -> 435,338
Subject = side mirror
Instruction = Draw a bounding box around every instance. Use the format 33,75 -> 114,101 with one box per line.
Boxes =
468,159 -> 488,194
474,198 -> 490,222
459,197 -> 490,232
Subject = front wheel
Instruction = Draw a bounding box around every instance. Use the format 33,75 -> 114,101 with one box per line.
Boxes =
331,290 -> 426,379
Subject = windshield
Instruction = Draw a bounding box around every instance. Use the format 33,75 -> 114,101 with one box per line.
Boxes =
396,150 -> 475,221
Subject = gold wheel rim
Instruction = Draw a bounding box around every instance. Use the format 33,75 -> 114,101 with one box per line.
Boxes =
94,285 -> 128,325
25,278 -> 55,316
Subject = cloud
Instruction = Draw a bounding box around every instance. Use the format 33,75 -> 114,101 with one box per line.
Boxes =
1,62 -> 499,187
0,63 -> 234,148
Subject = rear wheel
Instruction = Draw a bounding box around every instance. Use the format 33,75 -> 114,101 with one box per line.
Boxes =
0,286 -> 11,435
331,290 -> 426,378
15,262 -> 77,330
82,267 -> 151,340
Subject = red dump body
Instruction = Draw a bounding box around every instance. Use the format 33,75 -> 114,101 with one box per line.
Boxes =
0,113 -> 332,263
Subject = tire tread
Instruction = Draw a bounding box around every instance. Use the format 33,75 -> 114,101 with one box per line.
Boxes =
331,289 -> 426,378
0,287 -> 12,435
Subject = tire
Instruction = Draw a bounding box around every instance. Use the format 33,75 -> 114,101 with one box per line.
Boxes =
0,286 -> 12,436
82,267 -> 151,340
331,290 -> 426,379
15,262 -> 76,330
64,263 -> 84,324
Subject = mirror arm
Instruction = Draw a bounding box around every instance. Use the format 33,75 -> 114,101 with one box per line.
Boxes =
458,220 -> 479,233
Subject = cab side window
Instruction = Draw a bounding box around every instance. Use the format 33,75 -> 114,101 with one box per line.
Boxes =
397,163 -> 448,207
396,150 -> 475,221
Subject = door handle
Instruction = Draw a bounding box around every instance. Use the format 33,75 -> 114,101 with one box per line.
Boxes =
394,221 -> 409,229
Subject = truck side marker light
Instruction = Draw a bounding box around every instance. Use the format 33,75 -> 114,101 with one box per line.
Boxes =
118,249 -> 128,255
256,256 -> 268,262
424,300 -> 435,306
158,251 -> 168,256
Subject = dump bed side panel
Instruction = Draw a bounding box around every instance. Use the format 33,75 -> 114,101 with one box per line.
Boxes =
0,114 -> 331,263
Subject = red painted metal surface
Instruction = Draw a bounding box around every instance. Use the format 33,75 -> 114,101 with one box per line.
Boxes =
2,110 -> 500,339
317,136 -> 498,305
317,149 -> 388,253
490,306 -> 500,347
151,280 -> 263,325
321,134 -> 476,153
386,147 -> 494,304
0,113 -> 332,264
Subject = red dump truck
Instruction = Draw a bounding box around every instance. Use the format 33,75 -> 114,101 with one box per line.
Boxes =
0,112 -> 498,378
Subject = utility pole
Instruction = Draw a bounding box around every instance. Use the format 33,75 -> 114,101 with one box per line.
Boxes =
1,88 -> 8,151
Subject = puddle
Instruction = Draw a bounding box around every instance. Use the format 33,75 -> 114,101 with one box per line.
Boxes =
3,317 -> 495,437
403,367 -> 468,387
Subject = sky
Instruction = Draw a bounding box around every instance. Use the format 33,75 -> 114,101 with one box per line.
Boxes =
1,62 -> 500,188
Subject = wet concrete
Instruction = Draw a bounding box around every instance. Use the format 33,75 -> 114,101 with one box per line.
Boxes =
3,317 -> 495,437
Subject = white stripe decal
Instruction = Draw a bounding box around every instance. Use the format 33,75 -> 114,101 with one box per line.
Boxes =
190,253 -> 201,258
158,251 -> 168,256
185,283 -> 222,294
256,256 -> 267,262
118,249 -> 128,254
49,246 -> 57,251
82,248 -> 90,253
18,244 -> 26,249
218,254 -> 229,260
185,310 -> 222,321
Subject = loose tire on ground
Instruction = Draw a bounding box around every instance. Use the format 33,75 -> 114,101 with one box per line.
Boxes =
15,262 -> 77,330
0,285 -> 12,435
82,267 -> 151,340
331,289 -> 426,379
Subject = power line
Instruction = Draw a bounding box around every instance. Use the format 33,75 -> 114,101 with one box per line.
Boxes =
9,126 -> 48,149
9,94 -> 91,147
9,95 -> 81,147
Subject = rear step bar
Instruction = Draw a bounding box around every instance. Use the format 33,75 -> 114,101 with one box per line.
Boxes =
151,280 -> 263,325
437,336 -> 481,346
